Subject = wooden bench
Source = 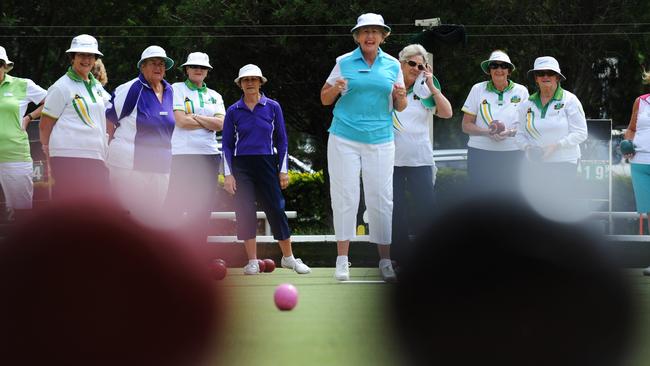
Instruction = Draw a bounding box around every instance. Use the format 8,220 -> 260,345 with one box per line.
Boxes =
210,211 -> 297,236
206,234 -> 371,244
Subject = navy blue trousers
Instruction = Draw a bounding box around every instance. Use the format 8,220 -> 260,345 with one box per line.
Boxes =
232,155 -> 290,241
391,165 -> 436,263
467,147 -> 524,195
49,157 -> 110,202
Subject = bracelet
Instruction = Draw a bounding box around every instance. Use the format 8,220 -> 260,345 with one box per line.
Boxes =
26,114 -> 34,121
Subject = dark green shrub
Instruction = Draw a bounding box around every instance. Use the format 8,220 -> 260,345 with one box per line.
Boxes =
285,171 -> 330,234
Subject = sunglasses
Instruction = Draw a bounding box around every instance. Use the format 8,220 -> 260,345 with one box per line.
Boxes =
188,65 -> 210,70
488,62 -> 510,70
534,70 -> 556,77
406,60 -> 426,71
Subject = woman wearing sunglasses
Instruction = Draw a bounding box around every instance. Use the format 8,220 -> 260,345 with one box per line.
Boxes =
164,52 -> 225,259
461,50 -> 529,194
391,44 -> 452,265
515,56 -> 587,210
321,13 -> 407,282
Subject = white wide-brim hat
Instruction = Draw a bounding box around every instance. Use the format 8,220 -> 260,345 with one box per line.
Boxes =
234,64 -> 267,85
350,13 -> 391,33
180,52 -> 212,70
527,56 -> 566,80
137,45 -> 174,70
65,34 -> 103,56
0,46 -> 14,72
480,50 -> 515,74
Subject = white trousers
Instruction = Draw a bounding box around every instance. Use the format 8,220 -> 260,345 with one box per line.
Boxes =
327,134 -> 394,244
0,162 -> 34,210
109,165 -> 170,228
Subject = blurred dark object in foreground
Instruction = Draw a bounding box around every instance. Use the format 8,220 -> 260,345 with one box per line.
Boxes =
0,200 -> 222,366
393,195 -> 638,366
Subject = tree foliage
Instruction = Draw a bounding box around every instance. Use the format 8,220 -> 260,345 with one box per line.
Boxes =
3,0 -> 650,167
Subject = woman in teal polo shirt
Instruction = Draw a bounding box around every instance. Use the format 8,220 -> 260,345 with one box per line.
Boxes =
0,46 -> 46,221
321,13 -> 407,282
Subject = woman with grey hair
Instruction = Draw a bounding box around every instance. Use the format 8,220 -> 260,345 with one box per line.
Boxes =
105,45 -> 176,225
391,43 -> 452,265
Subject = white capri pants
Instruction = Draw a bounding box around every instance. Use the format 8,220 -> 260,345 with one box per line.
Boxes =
327,134 -> 394,244
0,162 -> 34,210
109,165 -> 170,227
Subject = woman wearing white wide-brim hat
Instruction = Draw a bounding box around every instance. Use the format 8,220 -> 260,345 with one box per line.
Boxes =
0,45 -> 47,221
222,64 -> 311,275
320,13 -> 407,282
515,56 -> 588,210
164,52 -> 225,258
105,45 -> 176,225
40,34 -> 112,202
461,49 -> 529,195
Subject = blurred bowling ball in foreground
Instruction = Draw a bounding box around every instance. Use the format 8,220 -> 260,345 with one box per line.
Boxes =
0,200 -> 223,366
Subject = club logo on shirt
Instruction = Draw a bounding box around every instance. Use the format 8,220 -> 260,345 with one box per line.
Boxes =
510,95 -> 521,103
554,103 -> 564,110
72,94 -> 95,127
184,97 -> 194,114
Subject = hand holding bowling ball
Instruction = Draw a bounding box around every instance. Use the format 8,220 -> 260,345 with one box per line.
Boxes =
488,120 -> 506,135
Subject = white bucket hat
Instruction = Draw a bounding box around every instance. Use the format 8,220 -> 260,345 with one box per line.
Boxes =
234,64 -> 267,85
350,13 -> 391,33
0,46 -> 14,72
528,56 -> 566,80
480,50 -> 514,74
65,34 -> 103,56
137,45 -> 174,70
180,52 -> 212,70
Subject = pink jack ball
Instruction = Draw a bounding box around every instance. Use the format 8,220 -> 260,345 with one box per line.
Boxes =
274,283 -> 298,311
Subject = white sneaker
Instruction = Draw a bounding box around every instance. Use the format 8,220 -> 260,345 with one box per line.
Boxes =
335,261 -> 351,281
644,266 -> 650,276
281,257 -> 311,274
243,262 -> 259,275
379,262 -> 397,283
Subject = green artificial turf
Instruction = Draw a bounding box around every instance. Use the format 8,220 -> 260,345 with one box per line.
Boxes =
208,268 -> 650,366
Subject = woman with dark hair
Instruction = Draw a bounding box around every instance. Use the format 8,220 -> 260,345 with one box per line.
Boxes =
40,34 -> 110,202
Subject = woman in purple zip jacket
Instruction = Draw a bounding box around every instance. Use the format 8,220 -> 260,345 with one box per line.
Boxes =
222,64 -> 311,275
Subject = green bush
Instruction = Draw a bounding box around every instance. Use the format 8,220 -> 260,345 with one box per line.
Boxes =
214,168 -> 638,235
285,171 -> 330,234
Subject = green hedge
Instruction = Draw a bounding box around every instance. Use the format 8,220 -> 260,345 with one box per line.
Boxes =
285,171 -> 331,234
215,170 -> 640,235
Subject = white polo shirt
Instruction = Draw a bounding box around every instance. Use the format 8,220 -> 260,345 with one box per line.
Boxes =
630,95 -> 650,164
515,86 -> 588,163
42,68 -> 109,161
171,80 -> 225,155
392,74 -> 439,167
461,80 -> 529,151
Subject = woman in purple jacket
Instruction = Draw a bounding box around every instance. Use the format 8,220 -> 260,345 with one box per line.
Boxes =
222,64 -> 310,275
